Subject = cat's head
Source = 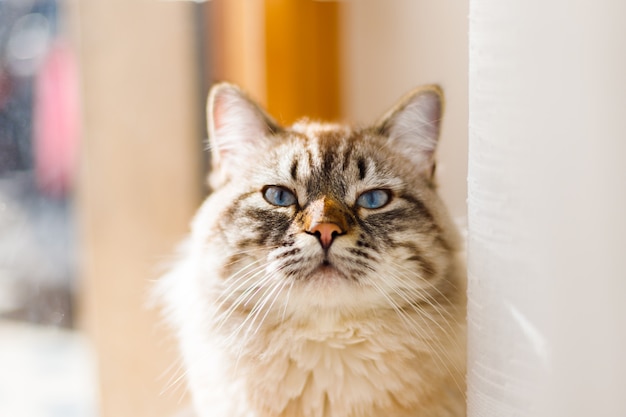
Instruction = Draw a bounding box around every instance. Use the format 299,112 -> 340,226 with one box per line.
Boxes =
195,83 -> 461,317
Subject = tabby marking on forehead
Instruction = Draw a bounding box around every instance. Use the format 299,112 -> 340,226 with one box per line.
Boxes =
157,83 -> 466,417
290,159 -> 298,181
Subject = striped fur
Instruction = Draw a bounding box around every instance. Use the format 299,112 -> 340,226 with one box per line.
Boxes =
157,84 -> 466,417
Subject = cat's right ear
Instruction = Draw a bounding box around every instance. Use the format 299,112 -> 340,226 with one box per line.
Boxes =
207,83 -> 281,187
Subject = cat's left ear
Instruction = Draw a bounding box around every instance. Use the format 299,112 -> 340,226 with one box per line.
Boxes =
375,85 -> 444,179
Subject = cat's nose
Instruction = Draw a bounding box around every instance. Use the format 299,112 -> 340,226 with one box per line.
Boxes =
308,222 -> 344,249
304,197 -> 349,249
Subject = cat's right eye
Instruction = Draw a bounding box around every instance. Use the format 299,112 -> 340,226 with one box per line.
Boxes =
262,186 -> 297,207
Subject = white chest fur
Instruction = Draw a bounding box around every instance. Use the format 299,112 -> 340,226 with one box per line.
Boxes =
248,329 -> 418,417
183,314 -> 464,417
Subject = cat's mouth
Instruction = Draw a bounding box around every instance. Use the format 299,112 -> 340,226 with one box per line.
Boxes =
310,259 -> 350,281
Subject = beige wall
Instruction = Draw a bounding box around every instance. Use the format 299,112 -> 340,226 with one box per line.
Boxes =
71,1 -> 202,416
342,0 -> 468,220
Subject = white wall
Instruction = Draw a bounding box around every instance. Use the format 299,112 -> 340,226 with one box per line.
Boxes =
341,0 -> 468,220
468,1 -> 626,416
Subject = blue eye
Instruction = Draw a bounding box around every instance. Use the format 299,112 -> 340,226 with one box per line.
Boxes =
356,189 -> 391,209
263,186 -> 297,207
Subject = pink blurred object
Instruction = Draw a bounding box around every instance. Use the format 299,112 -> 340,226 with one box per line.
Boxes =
33,40 -> 80,197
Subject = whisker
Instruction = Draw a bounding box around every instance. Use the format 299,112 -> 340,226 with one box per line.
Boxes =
381,267 -> 462,348
220,270 -> 281,338
248,277 -> 289,337
157,356 -> 188,398
374,276 -> 465,396
213,262 -> 272,320
387,259 -> 462,326
214,270 -> 276,333
366,279 -> 453,382
376,269 -> 466,396
231,276 -> 286,368
280,279 -> 295,323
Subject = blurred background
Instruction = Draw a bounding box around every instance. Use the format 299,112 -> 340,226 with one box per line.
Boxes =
0,1 -> 467,416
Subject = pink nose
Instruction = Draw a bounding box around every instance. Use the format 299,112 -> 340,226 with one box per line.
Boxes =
309,222 -> 343,249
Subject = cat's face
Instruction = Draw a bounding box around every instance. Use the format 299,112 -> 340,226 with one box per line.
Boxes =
195,84 -> 459,317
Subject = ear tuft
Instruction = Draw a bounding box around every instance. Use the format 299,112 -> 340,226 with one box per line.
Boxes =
375,85 -> 444,176
207,83 -> 280,186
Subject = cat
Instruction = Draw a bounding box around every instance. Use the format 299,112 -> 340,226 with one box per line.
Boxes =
156,82 -> 466,417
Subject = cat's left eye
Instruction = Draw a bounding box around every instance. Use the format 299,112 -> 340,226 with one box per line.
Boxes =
263,186 -> 297,207
356,189 -> 391,209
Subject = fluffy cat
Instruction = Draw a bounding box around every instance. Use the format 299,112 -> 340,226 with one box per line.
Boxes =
157,83 -> 466,417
